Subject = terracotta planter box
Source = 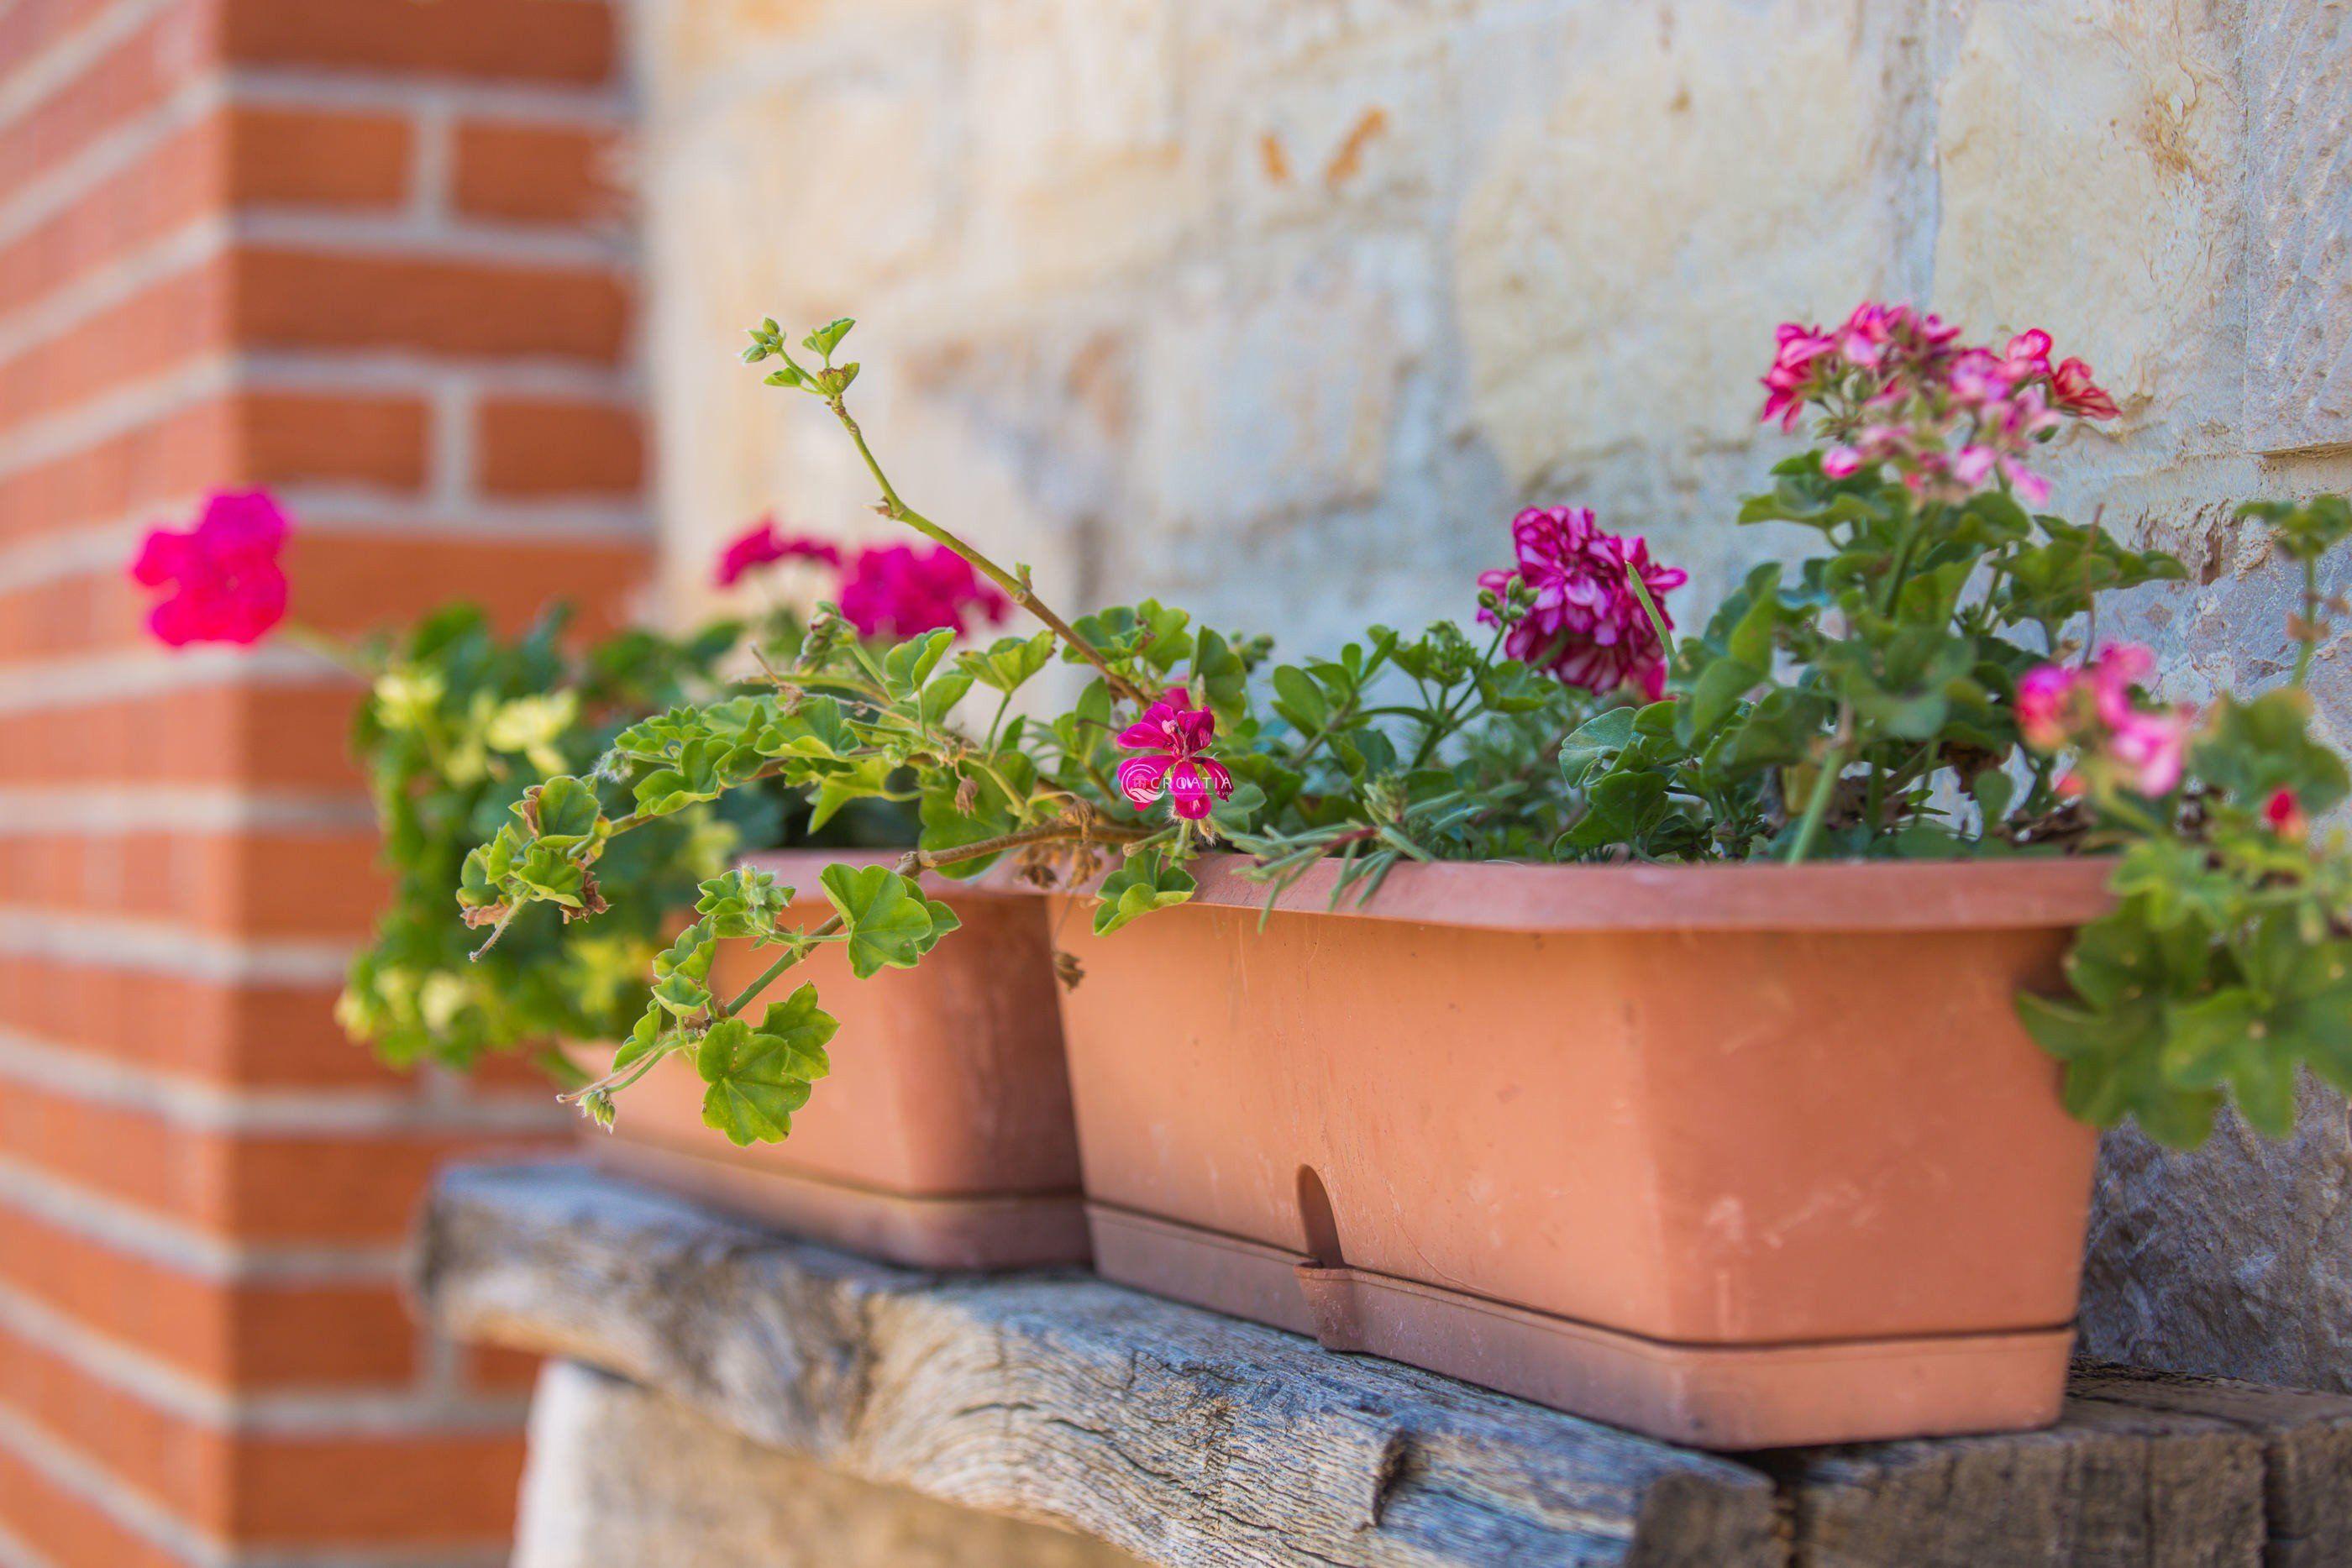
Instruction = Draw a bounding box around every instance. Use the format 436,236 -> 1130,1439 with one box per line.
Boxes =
1051,854 -> 2114,1449
593,851 -> 1089,1270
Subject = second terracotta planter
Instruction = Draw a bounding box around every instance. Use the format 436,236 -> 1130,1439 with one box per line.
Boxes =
1051,854 -> 2113,1450
594,851 -> 1089,1270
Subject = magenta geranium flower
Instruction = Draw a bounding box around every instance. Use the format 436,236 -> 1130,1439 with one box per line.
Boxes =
1761,322 -> 1837,431
837,543 -> 1010,640
2265,788 -> 2308,841
1476,507 -> 1688,700
1114,690 -> 1233,821
714,517 -> 841,587
128,490 -> 290,647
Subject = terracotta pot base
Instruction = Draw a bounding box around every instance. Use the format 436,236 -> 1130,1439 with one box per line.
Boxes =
1088,1202 -> 2074,1450
596,1135 -> 1089,1272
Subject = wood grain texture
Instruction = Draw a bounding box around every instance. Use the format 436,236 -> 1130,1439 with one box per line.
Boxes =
418,1162 -> 2352,1568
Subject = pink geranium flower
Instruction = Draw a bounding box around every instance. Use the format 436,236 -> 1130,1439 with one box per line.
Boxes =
2110,710 -> 2189,796
128,490 -> 290,647
2087,642 -> 2154,726
1756,304 -> 2114,505
2003,329 -> 2054,380
1476,507 -> 1688,700
714,517 -> 841,587
2050,357 -> 2121,420
1761,322 -> 1837,431
1114,690 -> 1233,821
836,543 -> 1011,640
2014,664 -> 2075,749
1835,301 -> 1904,367
2017,643 -> 2192,799
2265,788 -> 2308,841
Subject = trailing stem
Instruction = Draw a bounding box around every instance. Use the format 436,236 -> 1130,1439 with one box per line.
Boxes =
557,819 -> 1148,1105
827,396 -> 1152,709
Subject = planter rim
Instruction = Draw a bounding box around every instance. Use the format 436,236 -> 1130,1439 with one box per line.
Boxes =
1056,851 -> 2118,935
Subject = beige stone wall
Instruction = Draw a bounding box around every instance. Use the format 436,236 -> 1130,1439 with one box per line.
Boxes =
633,0 -> 2352,1387
635,0 -> 2349,652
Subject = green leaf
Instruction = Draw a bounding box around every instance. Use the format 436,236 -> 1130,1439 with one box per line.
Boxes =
2240,495 -> 2352,563
1093,851 -> 1195,935
804,756 -> 898,832
1270,664 -> 1329,732
1191,627 -> 1249,725
1209,779 -> 1265,837
1723,564 -> 1784,667
882,630 -> 956,697
696,868 -> 792,941
1558,769 -> 1670,851
696,983 -> 838,1146
510,843 -> 589,908
1682,658 -> 1761,741
762,695 -> 857,761
958,632 -> 1057,695
820,863 -> 961,978
802,317 -> 855,358
2193,689 -> 2350,815
2109,838 -> 2240,931
918,669 -> 976,729
2161,989 -> 2297,1138
611,1005 -> 670,1072
1715,687 -> 1832,771
1559,707 -> 1638,786
649,928 -> 715,1015
524,775 -> 602,850
1966,766 -> 2013,827
1474,658 -> 1558,716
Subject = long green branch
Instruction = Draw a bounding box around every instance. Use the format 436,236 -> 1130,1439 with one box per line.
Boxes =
828,397 -> 1152,709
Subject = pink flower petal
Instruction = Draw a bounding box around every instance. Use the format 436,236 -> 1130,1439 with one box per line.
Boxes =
1115,754 -> 1173,810
1165,760 -> 1216,820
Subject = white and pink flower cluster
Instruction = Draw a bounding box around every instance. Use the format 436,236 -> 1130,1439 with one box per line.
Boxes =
1761,302 -> 2120,507
2016,643 -> 2192,799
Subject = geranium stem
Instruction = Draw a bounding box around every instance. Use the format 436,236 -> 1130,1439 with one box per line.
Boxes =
2295,558 -> 2322,687
1785,744 -> 1846,863
827,397 -> 1152,708
280,621 -> 376,679
1786,705 -> 1855,864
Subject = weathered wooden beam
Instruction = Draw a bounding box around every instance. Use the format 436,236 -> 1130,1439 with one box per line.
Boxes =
417,1162 -> 2352,1568
417,1162 -> 1782,1567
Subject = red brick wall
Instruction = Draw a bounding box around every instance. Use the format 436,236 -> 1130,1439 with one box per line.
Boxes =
0,2 -> 642,1560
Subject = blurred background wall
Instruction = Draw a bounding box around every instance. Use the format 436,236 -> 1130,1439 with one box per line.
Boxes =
0,0 -> 640,1560
4,0 -> 2352,1561
642,0 -> 2352,1397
